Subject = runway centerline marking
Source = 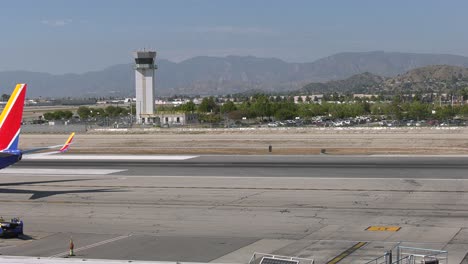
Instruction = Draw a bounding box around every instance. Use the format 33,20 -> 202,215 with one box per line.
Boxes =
50,234 -> 132,258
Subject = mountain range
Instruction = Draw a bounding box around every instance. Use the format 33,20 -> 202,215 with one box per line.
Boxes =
299,65 -> 468,95
2,51 -> 468,97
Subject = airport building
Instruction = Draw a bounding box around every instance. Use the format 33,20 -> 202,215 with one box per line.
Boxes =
134,50 -> 157,124
156,112 -> 199,126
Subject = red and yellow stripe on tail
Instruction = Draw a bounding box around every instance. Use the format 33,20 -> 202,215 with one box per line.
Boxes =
0,84 -> 27,151
59,132 -> 75,152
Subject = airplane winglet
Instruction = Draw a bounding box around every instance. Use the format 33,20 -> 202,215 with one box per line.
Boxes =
59,132 -> 75,152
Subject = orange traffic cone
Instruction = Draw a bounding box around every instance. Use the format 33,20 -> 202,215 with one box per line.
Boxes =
69,238 -> 75,257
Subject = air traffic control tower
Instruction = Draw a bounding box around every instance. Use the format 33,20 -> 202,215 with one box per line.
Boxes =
134,50 -> 157,124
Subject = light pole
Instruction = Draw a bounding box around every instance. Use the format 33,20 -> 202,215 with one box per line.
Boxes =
129,102 -> 133,127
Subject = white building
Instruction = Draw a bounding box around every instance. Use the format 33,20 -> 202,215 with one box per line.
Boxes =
156,112 -> 199,126
134,50 -> 157,124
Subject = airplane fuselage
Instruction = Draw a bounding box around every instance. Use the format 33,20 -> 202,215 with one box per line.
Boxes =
0,150 -> 22,169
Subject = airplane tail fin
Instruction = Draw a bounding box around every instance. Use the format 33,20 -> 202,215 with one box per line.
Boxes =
59,132 -> 75,152
0,84 -> 27,151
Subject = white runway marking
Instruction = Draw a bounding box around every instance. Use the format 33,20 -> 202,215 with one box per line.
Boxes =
23,154 -> 198,160
115,175 -> 468,181
370,154 -> 468,157
0,168 -> 126,175
50,235 -> 132,258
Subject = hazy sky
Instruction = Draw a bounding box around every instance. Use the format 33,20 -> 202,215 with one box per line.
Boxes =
1,0 -> 467,74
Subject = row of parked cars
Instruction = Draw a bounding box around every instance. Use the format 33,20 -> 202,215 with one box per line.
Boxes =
267,120 -> 303,127
379,119 -> 467,127
265,117 -> 468,127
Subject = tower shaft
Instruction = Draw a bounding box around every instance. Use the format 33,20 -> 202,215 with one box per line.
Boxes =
134,51 -> 157,124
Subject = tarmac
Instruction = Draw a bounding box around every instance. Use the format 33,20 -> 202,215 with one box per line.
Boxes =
0,155 -> 466,264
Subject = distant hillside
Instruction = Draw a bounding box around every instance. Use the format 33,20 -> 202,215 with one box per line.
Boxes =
301,51 -> 468,79
383,65 -> 468,93
300,72 -> 386,94
298,65 -> 468,95
0,64 -> 134,98
3,51 -> 468,97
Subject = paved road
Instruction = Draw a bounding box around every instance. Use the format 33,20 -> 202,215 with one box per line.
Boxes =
0,155 -> 466,264
15,155 -> 468,178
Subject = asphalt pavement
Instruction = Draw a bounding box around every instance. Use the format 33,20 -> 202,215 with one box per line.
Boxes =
0,155 -> 466,264
16,155 -> 468,178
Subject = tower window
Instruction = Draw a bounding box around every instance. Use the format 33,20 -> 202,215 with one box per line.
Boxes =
135,58 -> 154,64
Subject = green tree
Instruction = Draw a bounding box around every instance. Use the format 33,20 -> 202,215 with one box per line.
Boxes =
54,110 -> 65,119
298,103 -> 325,118
251,95 -> 272,120
237,101 -> 255,118
274,108 -> 296,120
331,92 -> 339,101
104,106 -> 128,117
43,110 -> 73,120
371,103 -> 393,116
272,101 -> 298,120
221,100 -> 237,113
43,112 -> 55,120
360,102 -> 371,114
391,95 -> 403,120
413,92 -> 422,102
94,108 -> 107,117
227,110 -> 248,120
105,106 -> 118,117
407,101 -> 431,120
327,103 -> 365,119
198,113 -> 222,124
178,101 -> 196,113
62,110 -> 73,119
198,97 -> 218,113
434,105 -> 456,120
77,106 -> 91,119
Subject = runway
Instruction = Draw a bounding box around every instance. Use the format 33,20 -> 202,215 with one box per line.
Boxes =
15,155 -> 468,178
0,155 -> 466,264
